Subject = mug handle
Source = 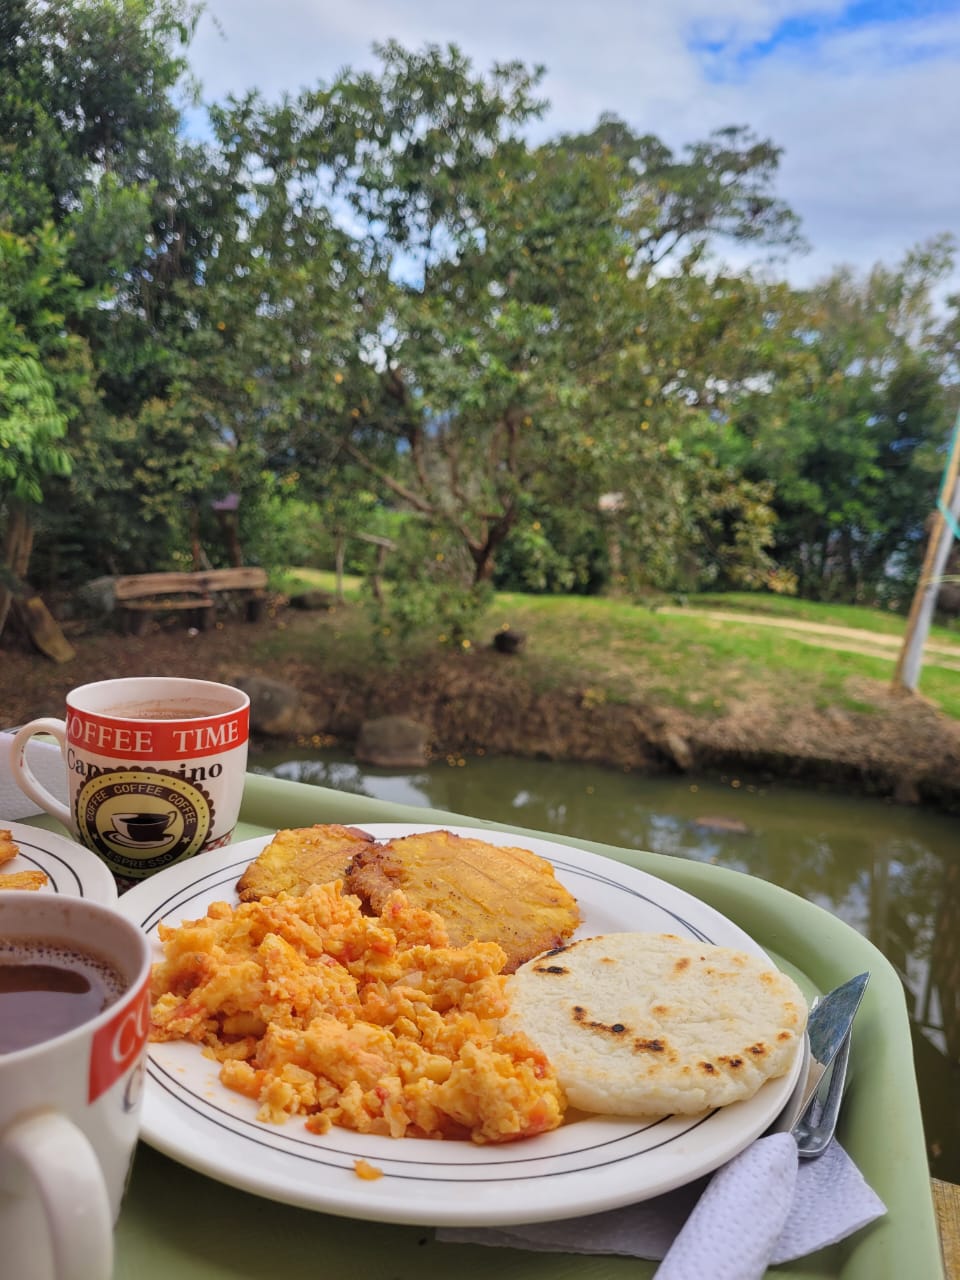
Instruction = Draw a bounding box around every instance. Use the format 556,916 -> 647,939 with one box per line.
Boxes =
1,1109 -> 113,1280
8,719 -> 72,828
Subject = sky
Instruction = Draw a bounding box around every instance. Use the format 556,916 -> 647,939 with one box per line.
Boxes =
184,0 -> 960,293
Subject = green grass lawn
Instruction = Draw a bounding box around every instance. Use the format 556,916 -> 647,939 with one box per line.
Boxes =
486,593 -> 960,718
272,567 -> 365,598
266,575 -> 960,722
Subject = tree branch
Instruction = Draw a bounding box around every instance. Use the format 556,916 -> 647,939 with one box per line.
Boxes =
341,439 -> 436,514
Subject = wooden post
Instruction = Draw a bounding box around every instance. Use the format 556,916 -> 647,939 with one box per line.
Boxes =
892,418 -> 960,694
357,533 -> 396,604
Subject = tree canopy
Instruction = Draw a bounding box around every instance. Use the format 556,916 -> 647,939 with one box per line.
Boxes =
2,1 -> 958,644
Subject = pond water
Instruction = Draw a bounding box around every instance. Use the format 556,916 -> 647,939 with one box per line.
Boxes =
251,745 -> 960,1182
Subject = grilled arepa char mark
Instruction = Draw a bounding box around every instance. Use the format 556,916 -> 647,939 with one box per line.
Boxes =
236,823 -> 375,902
344,829 -> 581,973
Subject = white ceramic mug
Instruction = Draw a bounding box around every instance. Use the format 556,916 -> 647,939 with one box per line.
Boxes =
9,676 -> 250,886
0,892 -> 153,1280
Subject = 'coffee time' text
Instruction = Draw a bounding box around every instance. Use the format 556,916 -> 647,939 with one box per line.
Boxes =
67,715 -> 243,755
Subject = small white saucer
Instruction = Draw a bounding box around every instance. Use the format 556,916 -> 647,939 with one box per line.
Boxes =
0,820 -> 117,902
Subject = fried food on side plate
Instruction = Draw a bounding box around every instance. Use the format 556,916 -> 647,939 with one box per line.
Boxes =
0,830 -> 48,890
236,823 -> 375,902
345,829 -> 581,973
0,870 -> 48,891
0,829 -> 18,866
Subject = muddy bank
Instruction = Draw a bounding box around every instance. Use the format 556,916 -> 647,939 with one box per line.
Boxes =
242,646 -> 960,814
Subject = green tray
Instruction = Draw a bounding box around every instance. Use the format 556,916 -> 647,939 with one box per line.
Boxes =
103,773 -> 939,1279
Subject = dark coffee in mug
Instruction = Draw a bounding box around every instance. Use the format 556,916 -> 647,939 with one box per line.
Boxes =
0,939 -> 127,1054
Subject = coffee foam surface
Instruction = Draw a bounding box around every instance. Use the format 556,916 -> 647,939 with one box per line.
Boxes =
0,938 -> 127,1002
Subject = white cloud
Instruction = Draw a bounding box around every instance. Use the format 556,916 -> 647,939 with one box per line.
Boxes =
186,0 -> 960,292
700,10 -> 960,286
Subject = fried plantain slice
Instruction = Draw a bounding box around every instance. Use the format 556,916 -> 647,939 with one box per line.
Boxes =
236,823 -> 375,902
345,829 -> 580,973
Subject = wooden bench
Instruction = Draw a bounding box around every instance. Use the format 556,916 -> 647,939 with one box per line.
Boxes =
113,573 -> 215,636
113,568 -> 268,634
192,567 -> 268,622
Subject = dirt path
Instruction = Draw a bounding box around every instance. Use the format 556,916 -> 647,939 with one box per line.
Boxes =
660,608 -> 960,670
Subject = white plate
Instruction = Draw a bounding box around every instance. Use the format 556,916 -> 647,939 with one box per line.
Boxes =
0,820 -> 118,904
118,822 -> 805,1226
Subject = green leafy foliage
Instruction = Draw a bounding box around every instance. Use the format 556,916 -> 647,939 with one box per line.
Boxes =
733,246 -> 954,601
366,518 -> 494,655
0,356 -> 70,502
1,11 -> 957,634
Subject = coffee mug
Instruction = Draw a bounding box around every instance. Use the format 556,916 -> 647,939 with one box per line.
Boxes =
0,891 -> 153,1280
9,676 -> 250,886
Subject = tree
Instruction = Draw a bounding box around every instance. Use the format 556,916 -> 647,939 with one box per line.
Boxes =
245,42 -> 552,588
0,216 -> 88,633
0,353 -> 70,631
10,14 -> 950,627
558,115 -> 805,267
735,244 -> 954,601
269,46 -> 804,605
0,0 -> 216,590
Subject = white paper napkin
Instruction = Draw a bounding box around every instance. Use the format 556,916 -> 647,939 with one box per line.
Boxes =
0,731 -> 67,821
437,1134 -> 885,1278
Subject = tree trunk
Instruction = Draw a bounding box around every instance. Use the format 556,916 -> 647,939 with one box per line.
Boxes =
334,533 -> 345,603
190,508 -> 202,570
214,510 -> 244,567
0,500 -> 34,637
470,511 -> 517,585
0,501 -> 75,662
471,550 -> 495,584
371,543 -> 389,602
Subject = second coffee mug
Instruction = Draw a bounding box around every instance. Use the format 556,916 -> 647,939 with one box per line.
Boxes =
0,891 -> 153,1280
9,676 -> 250,885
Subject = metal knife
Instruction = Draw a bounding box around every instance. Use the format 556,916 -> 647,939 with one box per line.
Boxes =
776,970 -> 870,1135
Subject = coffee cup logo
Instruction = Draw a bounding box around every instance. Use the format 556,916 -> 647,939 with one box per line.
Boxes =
77,769 -> 216,878
111,811 -> 175,844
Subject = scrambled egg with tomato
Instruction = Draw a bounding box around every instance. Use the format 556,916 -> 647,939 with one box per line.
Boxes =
149,882 -> 566,1144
